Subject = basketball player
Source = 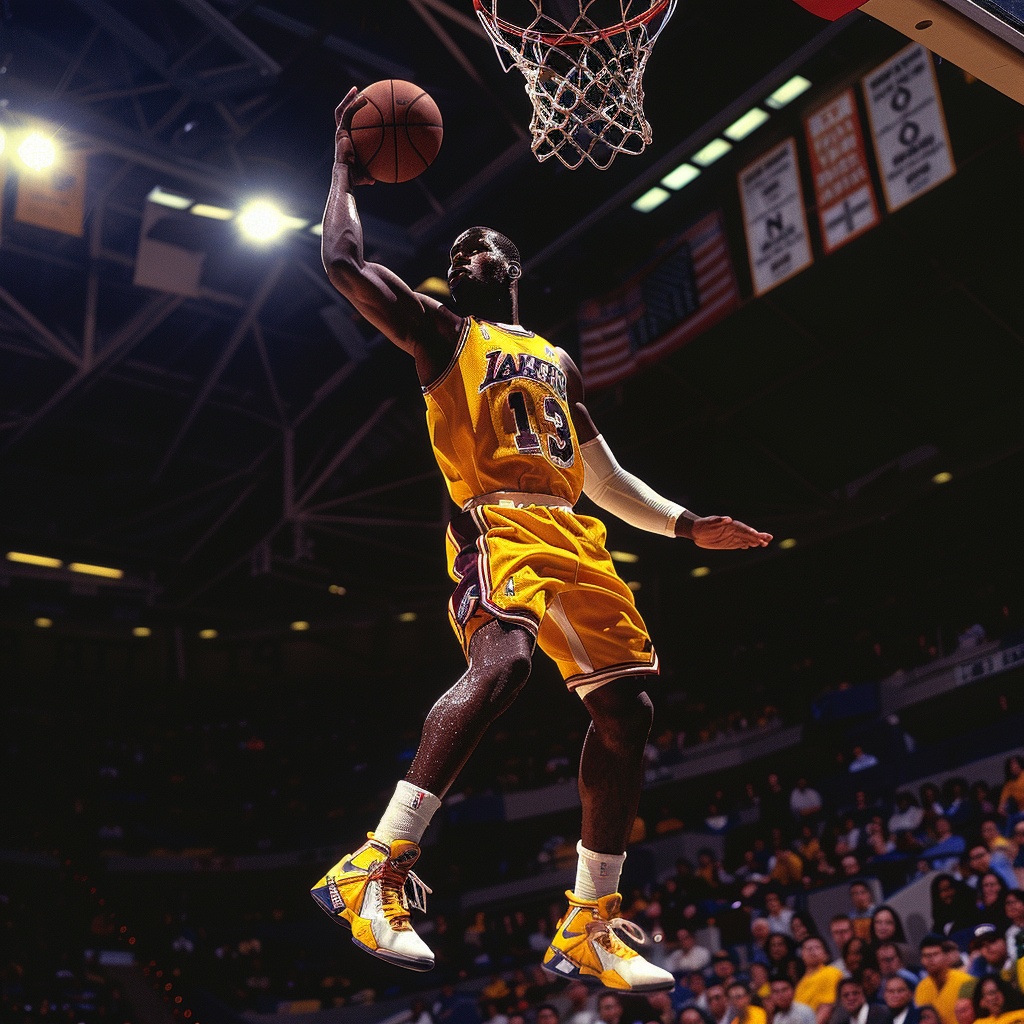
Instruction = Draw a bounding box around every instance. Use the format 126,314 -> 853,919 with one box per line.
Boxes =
310,88 -> 772,990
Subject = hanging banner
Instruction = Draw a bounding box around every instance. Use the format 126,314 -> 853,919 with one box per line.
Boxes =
804,89 -> 881,253
14,149 -> 87,237
738,137 -> 814,297
862,43 -> 955,212
578,211 -> 741,390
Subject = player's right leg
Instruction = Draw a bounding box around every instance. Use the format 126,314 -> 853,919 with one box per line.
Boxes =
310,618 -> 533,969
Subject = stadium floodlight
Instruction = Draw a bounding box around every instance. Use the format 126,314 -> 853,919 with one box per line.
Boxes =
690,566 -> 711,578
932,471 -> 953,484
132,627 -> 152,637
17,132 -> 56,171
309,222 -> 324,236
0,128 -> 6,157
691,138 -> 732,167
397,612 -> 418,622
69,562 -> 123,579
661,163 -> 701,191
724,107 -> 770,141
290,620 -> 310,631
610,551 -> 639,564
238,200 -> 284,241
328,584 -> 346,595
281,214 -> 310,231
35,617 -> 54,628
198,628 -> 218,639
627,581 -> 642,592
766,75 -> 812,110
779,538 -> 797,550
191,203 -> 234,220
7,551 -> 63,568
147,186 -> 193,210
631,186 -> 671,213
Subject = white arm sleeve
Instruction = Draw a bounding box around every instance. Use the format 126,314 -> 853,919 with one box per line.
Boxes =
580,434 -> 686,537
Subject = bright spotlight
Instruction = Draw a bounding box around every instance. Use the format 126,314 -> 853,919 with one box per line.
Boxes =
238,201 -> 284,241
0,128 -> 6,157
290,620 -> 310,631
932,471 -> 953,485
132,627 -> 152,638
18,132 -> 57,171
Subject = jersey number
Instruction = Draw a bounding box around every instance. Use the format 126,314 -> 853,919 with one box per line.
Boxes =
506,390 -> 574,468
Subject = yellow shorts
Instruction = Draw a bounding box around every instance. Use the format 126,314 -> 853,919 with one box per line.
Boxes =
445,504 -> 658,695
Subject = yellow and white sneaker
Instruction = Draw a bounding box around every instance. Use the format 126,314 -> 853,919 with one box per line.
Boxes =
543,890 -> 674,991
310,833 -> 434,971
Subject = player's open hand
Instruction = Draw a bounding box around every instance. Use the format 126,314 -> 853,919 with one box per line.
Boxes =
334,87 -> 374,186
691,515 -> 772,550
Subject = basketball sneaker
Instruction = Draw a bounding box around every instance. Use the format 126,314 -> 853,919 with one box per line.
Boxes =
543,890 -> 674,991
310,833 -> 434,971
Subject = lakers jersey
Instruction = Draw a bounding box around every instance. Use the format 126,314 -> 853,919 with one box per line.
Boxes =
423,317 -> 584,508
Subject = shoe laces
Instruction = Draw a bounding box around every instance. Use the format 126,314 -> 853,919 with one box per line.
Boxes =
585,915 -> 646,956
369,858 -> 432,924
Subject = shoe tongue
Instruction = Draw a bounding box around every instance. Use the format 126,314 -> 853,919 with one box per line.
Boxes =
597,893 -> 622,918
389,840 -> 421,870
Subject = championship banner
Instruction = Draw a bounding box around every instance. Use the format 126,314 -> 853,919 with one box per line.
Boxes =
14,148 -> 87,237
804,89 -> 881,254
738,137 -> 814,296
578,211 -> 741,390
862,43 -> 955,213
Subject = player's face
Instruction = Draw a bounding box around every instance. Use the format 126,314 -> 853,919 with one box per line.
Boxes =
448,229 -> 517,312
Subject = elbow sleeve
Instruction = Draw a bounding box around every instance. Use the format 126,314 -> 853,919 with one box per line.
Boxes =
581,434 -> 685,537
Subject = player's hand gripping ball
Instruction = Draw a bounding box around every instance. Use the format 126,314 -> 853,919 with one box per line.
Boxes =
337,80 -> 443,184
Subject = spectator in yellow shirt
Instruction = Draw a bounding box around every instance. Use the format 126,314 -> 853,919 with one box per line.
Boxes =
795,937 -> 844,1024
728,981 -> 767,1024
997,756 -> 1024,816
916,936 -> 976,1024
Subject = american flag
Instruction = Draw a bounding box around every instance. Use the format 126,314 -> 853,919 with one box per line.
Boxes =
578,210 -> 741,390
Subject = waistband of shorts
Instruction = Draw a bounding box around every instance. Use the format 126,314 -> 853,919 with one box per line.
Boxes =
462,491 -> 574,512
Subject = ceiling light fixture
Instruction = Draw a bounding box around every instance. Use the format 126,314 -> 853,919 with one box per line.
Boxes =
238,200 -> 284,241
69,562 -> 123,579
691,138 -> 732,167
661,163 -> 701,190
766,75 -> 812,110
18,132 -> 57,171
932,471 -> 953,484
132,627 -> 152,637
198,628 -> 218,639
7,551 -> 63,568
724,107 -> 770,141
147,186 -> 193,209
610,551 -> 640,564
632,186 -> 671,213
290,620 -> 310,631
34,617 -> 54,628
690,566 -> 711,578
191,203 -> 234,220
778,538 -> 797,550
397,612 -> 418,623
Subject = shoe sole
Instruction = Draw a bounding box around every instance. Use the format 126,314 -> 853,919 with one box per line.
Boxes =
542,956 -> 673,992
311,890 -> 434,972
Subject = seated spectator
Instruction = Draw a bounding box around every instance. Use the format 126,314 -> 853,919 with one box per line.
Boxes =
971,784 -> 997,821
971,976 -> 1024,1021
877,942 -> 923,987
665,928 -> 712,975
737,850 -> 772,887
923,819 -> 967,872
966,926 -> 1009,981
827,978 -> 888,1024
919,1008 -> 943,1024
413,1000 -> 435,1024
843,937 -> 873,978
841,855 -> 863,879
794,937 -> 844,1024
890,794 -> 926,836
538,1008 -> 560,1024
997,756 -> 1024,817
764,891 -> 795,937
849,747 -> 879,774
770,832 -> 804,889
883,976 -> 922,1024
1003,890 -> 1024,985
710,951 -> 739,991
849,882 -> 877,940
766,934 -> 801,984
482,1003 -> 508,1024
684,970 -> 707,1008
974,870 -> 1011,927
657,808 -> 686,835
932,874 -> 980,937
564,982 -> 597,1024
750,917 -> 773,964
870,905 -> 909,948
956,624 -> 986,649
953,998 -> 975,1024
769,974 -> 816,1024
650,993 -> 677,1024
914,935 -> 975,1024
860,963 -> 883,1006
680,1008 -> 716,1024
864,820 -> 897,861
944,939 -> 970,973
943,780 -> 972,828
1012,827 -> 1024,888
705,985 -> 730,1024
792,780 -> 824,822
965,843 -> 1017,894
830,916 -> 855,972
598,994 -> 625,1024
728,982 -> 766,1024
980,820 -> 1012,855
791,912 -> 820,946
796,826 -> 822,865
750,963 -> 771,1003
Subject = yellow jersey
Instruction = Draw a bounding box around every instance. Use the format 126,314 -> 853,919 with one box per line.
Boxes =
423,317 -> 584,508
794,965 -> 843,1011
914,969 -> 975,1024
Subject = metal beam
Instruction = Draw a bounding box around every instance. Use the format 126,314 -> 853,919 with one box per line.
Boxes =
304,469 -> 440,513
252,322 -> 288,428
294,398 -> 397,510
153,259 -> 286,482
0,284 -> 81,365
416,0 -> 488,38
169,0 -> 280,79
183,475 -> 265,561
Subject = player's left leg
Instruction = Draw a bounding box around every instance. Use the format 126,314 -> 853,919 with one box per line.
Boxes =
542,682 -> 672,991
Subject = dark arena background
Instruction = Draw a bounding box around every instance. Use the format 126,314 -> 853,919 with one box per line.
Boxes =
2,3 -> 1024,1024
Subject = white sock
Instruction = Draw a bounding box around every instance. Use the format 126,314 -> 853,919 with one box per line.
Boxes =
573,840 -> 625,902
374,781 -> 441,846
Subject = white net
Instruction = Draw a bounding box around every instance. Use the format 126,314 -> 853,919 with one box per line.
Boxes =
474,0 -> 677,170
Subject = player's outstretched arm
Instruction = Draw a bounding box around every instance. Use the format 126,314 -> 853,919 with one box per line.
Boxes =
559,349 -> 772,550
321,88 -> 460,361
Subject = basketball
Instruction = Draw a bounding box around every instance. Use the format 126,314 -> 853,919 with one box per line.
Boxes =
349,79 -> 443,184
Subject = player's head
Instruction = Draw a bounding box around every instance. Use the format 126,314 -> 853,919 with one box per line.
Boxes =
448,226 -> 521,319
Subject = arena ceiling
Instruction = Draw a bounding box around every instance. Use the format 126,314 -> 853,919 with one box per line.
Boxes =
0,0 -> 1022,640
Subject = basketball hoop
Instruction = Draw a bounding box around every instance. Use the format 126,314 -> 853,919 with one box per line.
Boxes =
474,0 -> 677,170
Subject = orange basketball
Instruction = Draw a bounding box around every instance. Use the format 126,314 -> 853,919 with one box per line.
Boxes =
349,80 -> 443,184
